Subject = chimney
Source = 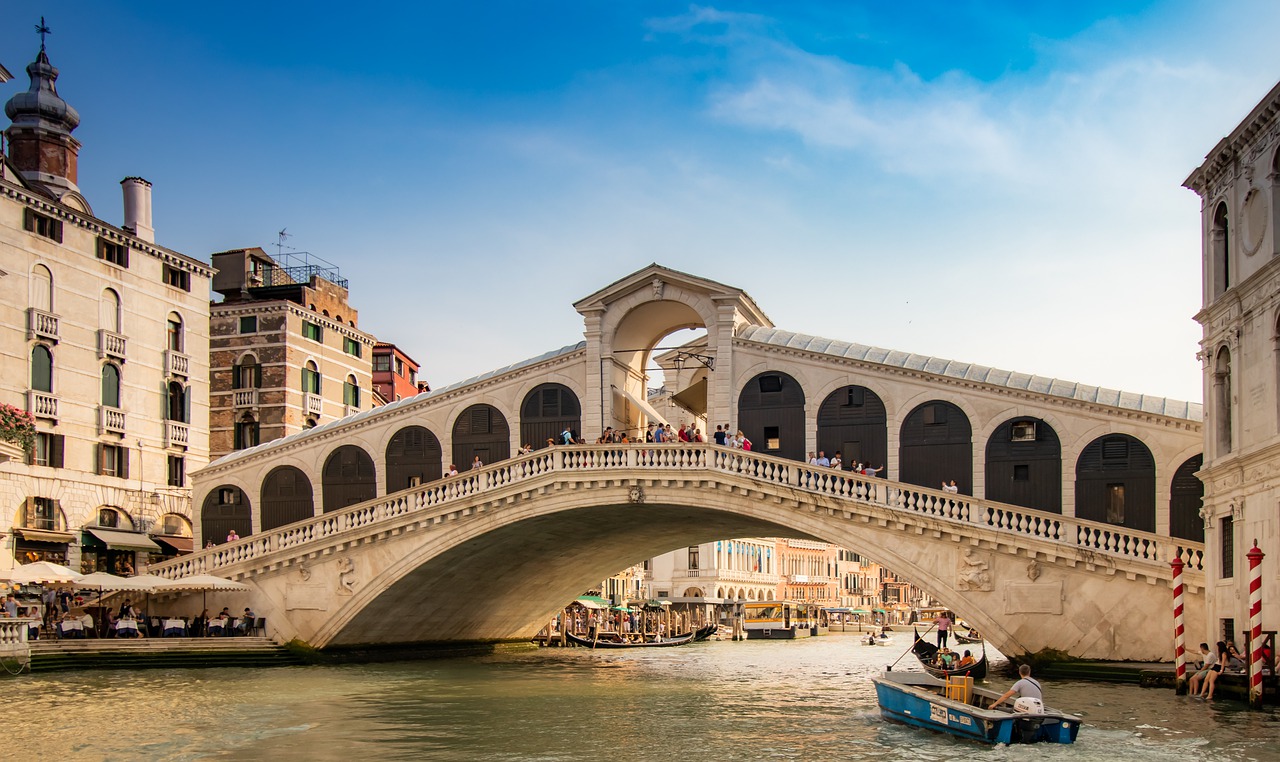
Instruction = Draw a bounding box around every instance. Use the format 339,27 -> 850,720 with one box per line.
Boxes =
121,177 -> 154,242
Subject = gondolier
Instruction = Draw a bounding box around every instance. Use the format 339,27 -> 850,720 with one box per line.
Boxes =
934,612 -> 951,648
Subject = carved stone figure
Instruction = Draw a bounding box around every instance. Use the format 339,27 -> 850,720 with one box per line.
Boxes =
297,562 -> 311,582
336,557 -> 356,595
957,548 -> 993,592
651,278 -> 664,299
1026,559 -> 1041,581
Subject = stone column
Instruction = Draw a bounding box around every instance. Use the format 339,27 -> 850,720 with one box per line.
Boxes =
581,309 -> 605,438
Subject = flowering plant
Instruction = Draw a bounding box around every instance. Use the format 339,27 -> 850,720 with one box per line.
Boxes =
0,403 -> 36,454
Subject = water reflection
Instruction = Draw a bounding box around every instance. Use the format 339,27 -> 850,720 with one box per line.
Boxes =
10,634 -> 1278,760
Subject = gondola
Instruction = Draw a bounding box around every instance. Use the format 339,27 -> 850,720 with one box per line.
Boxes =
692,622 -> 719,642
565,629 -> 697,649
912,627 -> 988,680
954,630 -> 983,645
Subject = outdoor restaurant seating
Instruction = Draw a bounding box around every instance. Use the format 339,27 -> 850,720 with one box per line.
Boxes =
57,619 -> 84,638
207,619 -> 225,636
114,618 -> 141,638
162,618 -> 187,637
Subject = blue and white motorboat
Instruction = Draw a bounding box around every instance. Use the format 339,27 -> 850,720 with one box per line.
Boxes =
872,671 -> 1080,745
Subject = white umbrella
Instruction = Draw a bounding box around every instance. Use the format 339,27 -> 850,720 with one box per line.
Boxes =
154,575 -> 250,633
73,571 -> 133,591
7,561 -> 82,585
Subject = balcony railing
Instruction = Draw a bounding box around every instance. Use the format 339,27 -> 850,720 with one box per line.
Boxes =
99,405 -> 126,435
165,421 -> 189,449
343,404 -> 358,418
305,393 -> 323,417
165,350 -> 190,378
98,329 -> 127,362
233,389 -> 259,408
26,390 -> 57,421
27,308 -> 58,342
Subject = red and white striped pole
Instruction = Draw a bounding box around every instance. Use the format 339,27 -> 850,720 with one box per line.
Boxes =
1246,542 -> 1265,708
1170,555 -> 1188,693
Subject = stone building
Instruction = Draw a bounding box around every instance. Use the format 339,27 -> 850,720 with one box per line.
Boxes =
372,342 -> 425,404
208,247 -> 376,463
645,538 -> 778,604
0,43 -> 211,570
776,539 -> 840,605
1184,80 -> 1280,645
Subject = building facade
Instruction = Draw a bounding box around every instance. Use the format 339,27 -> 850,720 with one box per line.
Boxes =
0,45 -> 211,571
646,538 -> 778,604
1185,80 -> 1280,646
208,247 -> 377,463
372,342 -> 425,404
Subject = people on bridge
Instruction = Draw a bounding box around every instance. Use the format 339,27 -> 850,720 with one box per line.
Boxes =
714,425 -> 726,445
994,664 -> 1044,712
816,451 -> 830,467
226,528 -> 240,543
942,480 -> 959,494
471,455 -> 483,470
448,463 -> 459,476
830,451 -> 842,469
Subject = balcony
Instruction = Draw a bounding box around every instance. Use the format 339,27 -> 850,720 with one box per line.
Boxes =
99,405 -> 126,435
343,404 -> 358,418
26,390 -> 57,421
165,349 -> 190,378
233,389 -> 259,408
27,308 -> 58,342
305,393 -> 323,417
97,329 -> 127,362
165,420 -> 189,449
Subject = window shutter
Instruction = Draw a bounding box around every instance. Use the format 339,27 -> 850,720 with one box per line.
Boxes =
23,208 -> 34,232
254,364 -> 262,388
50,435 -> 64,468
25,442 -> 34,466
184,385 -> 191,424
119,446 -> 129,480
95,443 -> 104,475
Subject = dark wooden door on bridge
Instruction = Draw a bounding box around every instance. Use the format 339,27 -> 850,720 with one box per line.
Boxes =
520,383 -> 581,450
261,465 -> 315,530
452,403 -> 510,470
737,371 -> 805,461
200,486 -> 251,544
323,445 -> 377,513
1075,434 -> 1156,532
1169,454 -> 1205,542
984,417 -> 1061,513
816,385 -> 887,471
385,425 -> 443,492
899,400 -> 972,493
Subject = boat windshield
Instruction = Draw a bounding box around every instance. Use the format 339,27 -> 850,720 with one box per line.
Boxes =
747,605 -> 782,619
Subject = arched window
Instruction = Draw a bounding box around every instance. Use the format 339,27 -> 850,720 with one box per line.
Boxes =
1170,455 -> 1205,542
166,313 -> 184,352
520,383 -> 581,450
158,513 -> 192,537
234,354 -> 261,389
984,417 -> 1061,513
234,413 -> 260,450
101,363 -> 121,408
451,404 -> 511,470
322,445 -> 376,513
385,426 -> 443,492
30,345 -> 53,392
30,264 -> 52,311
96,506 -> 131,529
816,385 -> 887,471
100,288 -> 121,333
1212,202 -> 1230,298
301,360 -> 321,394
166,381 -> 189,423
261,466 -> 315,530
343,375 -> 360,408
1075,434 -> 1156,531
1215,347 -> 1232,454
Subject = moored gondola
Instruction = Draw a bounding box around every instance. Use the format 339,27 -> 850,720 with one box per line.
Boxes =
912,627 -> 988,680
954,631 -> 983,644
565,629 -> 697,648
693,622 -> 719,642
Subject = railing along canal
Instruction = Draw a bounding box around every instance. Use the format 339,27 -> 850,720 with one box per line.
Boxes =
156,444 -> 1205,579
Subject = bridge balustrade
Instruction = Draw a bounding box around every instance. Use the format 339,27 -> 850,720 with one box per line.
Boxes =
158,444 -> 1205,580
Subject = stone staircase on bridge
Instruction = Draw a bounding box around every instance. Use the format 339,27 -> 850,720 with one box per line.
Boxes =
27,637 -> 303,673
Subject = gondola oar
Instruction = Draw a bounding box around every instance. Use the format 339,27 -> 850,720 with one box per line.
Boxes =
888,624 -> 936,671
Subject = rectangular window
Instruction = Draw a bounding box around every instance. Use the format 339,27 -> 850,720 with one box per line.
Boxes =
1106,484 -> 1125,524
344,337 -> 362,357
97,237 -> 129,267
27,433 -> 64,468
343,381 -> 360,407
373,355 -> 391,372
394,357 -> 405,376
845,387 -> 865,406
924,404 -> 948,425
239,316 -> 258,334
163,265 -> 191,291
1221,516 -> 1234,579
302,322 -> 323,342
98,443 -> 129,479
1013,464 -> 1030,481
234,420 -> 260,450
688,546 -> 700,570
29,497 -> 58,530
758,375 -> 783,394
167,455 -> 185,487
764,426 -> 780,451
409,369 -> 417,387
301,367 -> 320,394
23,209 -> 63,242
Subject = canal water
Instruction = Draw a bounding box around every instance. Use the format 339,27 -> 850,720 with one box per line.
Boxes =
13,633 -> 1279,760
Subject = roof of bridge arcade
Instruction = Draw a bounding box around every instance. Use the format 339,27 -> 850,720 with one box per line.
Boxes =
736,325 -> 1203,422
572,263 -> 774,327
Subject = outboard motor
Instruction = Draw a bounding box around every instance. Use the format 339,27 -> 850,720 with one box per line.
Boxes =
1013,697 -> 1046,743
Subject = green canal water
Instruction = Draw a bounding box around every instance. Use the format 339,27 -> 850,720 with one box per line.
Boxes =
13,633 -> 1279,760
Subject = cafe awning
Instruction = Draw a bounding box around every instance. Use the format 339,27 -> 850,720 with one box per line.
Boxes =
14,528 -> 75,544
669,378 -> 708,418
152,535 -> 193,554
614,385 -> 669,427
84,528 -> 161,552
574,596 -> 609,610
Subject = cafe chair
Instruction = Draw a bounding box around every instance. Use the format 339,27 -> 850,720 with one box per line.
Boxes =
252,617 -> 266,637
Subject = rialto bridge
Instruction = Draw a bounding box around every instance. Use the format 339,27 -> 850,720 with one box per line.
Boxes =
169,265 -> 1208,659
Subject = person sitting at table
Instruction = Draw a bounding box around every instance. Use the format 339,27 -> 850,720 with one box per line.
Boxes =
240,608 -> 256,635
192,609 -> 208,637
207,614 -> 226,636
78,611 -> 94,638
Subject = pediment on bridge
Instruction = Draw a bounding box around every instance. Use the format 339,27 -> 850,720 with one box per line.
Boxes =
573,263 -> 773,328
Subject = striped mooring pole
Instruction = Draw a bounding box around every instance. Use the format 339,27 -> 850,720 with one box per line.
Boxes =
1247,542 -> 1265,708
1171,555 -> 1187,694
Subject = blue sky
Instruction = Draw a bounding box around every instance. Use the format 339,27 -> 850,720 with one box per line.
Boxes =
4,1 -> 1276,403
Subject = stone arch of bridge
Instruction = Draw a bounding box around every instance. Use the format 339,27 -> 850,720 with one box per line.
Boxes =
306,490 -> 1024,656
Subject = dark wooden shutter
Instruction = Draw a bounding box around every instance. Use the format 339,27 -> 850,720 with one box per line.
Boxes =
119,446 -> 129,480
23,208 -> 34,232
50,435 -> 64,468
52,219 -> 63,243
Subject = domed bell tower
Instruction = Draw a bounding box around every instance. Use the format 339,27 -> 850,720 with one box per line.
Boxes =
4,19 -> 83,199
